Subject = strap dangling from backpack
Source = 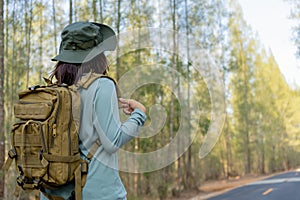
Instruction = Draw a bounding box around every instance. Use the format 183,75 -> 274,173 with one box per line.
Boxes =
73,160 -> 89,200
74,165 -> 82,200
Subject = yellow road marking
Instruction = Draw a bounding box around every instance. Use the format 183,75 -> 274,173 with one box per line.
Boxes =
262,188 -> 273,195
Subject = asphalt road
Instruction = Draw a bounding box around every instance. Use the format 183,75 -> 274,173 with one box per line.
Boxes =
207,169 -> 300,200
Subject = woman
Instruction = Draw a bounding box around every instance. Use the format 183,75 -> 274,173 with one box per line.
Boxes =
41,22 -> 146,200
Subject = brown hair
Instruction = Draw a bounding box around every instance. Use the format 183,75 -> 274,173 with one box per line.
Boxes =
49,53 -> 109,85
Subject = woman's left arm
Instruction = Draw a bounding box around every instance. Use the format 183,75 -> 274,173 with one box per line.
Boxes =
93,78 -> 146,154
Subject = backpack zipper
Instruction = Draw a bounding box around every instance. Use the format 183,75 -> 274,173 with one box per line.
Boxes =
63,86 -> 73,181
45,87 -> 60,148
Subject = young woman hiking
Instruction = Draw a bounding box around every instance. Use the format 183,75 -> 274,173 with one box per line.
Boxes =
40,21 -> 146,200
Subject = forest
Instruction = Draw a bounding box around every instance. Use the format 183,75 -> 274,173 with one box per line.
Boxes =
0,0 -> 300,199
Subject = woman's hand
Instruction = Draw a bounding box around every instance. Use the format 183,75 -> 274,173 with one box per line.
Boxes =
119,98 -> 146,115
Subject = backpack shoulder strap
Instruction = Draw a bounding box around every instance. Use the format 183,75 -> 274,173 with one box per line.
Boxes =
71,72 -> 120,97
74,72 -> 116,88
75,72 -> 103,89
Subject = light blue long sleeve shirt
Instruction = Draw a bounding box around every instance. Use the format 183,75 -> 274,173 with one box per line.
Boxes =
41,77 -> 146,200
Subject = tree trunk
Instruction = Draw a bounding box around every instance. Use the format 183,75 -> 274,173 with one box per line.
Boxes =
52,0 -> 57,55
242,67 -> 251,174
260,142 -> 265,174
92,0 -> 97,21
25,0 -> 33,88
224,118 -> 232,177
39,2 -> 43,83
10,0 -> 16,131
4,0 -> 8,137
239,38 -> 251,174
69,0 -> 73,24
184,0 -> 194,190
167,0 -> 176,191
99,0 -> 103,22
0,0 -> 5,198
115,0 -> 121,80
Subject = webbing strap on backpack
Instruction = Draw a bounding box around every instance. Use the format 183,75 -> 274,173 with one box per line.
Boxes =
74,163 -> 83,200
2,149 -> 15,170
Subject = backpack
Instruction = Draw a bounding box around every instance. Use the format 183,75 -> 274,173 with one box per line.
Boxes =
2,72 -> 109,200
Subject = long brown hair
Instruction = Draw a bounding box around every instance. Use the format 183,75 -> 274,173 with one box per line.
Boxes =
49,53 -> 109,85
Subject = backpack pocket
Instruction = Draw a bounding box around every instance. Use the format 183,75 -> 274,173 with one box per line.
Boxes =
12,120 -> 49,184
14,101 -> 53,120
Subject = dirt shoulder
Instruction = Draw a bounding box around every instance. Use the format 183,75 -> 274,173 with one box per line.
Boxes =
168,173 -> 277,200
192,174 -> 271,200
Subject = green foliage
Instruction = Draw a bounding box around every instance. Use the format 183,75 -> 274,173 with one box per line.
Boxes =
202,154 -> 223,180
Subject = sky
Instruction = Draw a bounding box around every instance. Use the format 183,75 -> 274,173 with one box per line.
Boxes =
238,0 -> 300,87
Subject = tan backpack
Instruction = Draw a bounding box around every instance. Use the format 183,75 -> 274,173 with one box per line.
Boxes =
2,73 -> 111,200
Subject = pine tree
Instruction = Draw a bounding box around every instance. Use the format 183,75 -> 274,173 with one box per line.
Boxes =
228,0 -> 255,174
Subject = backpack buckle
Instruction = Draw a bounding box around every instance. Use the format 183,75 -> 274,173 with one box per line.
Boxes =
8,148 -> 17,159
80,162 -> 88,173
58,83 -> 68,88
28,85 -> 40,90
16,176 -> 24,188
17,165 -> 24,176
39,150 -> 49,167
33,179 -> 41,189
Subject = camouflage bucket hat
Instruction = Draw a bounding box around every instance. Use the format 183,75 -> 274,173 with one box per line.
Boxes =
52,21 -> 117,63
